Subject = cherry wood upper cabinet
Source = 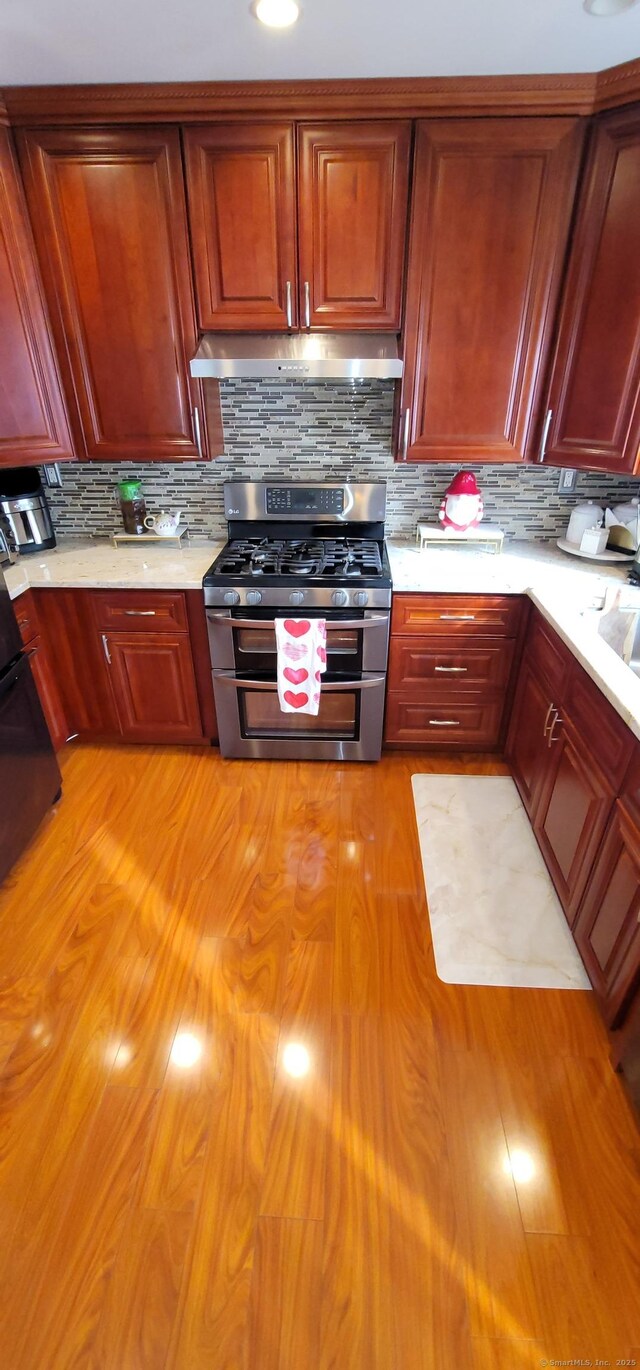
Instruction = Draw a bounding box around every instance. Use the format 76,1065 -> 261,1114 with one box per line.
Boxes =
297,122 -> 411,331
183,124 -> 297,332
0,128 -> 73,467
543,106 -> 640,475
17,127 -> 212,462
400,118 -> 584,463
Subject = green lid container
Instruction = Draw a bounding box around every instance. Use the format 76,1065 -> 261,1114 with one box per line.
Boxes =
118,479 -> 143,502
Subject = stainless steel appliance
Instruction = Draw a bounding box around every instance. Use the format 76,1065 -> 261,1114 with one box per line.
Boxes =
0,569 -> 61,885
191,333 -> 403,381
0,467 -> 56,555
203,481 -> 391,761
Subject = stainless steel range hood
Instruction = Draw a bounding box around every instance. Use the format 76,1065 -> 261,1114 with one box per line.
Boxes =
190,333 -> 403,381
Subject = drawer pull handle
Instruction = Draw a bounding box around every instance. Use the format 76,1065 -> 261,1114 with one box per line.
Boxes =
101,634 -> 111,665
435,665 -> 468,673
428,719 -> 461,727
439,613 -> 476,621
124,610 -> 157,616
18,618 -> 30,628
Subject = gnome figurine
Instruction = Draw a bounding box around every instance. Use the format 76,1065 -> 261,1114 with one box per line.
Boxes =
439,471 -> 484,532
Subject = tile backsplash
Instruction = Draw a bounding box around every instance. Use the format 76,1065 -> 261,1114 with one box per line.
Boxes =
43,380 -> 640,542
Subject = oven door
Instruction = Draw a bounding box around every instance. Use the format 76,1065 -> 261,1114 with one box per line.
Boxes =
213,672 -> 387,761
207,608 -> 389,676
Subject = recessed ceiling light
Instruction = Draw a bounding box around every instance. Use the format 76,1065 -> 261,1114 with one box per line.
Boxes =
254,0 -> 300,26
584,0 -> 639,14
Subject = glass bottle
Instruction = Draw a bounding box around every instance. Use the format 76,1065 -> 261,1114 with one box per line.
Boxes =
118,479 -> 147,536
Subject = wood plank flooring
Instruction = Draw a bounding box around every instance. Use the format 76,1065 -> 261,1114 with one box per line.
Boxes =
0,743 -> 638,1368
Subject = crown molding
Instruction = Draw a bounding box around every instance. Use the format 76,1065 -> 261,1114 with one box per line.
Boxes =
1,57 -> 638,127
1,72 -> 599,125
594,56 -> 640,112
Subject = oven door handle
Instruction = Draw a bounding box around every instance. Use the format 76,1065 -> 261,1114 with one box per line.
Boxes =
207,614 -> 388,631
215,675 -> 386,691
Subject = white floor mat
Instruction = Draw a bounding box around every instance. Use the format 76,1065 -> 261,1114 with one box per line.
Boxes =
412,774 -> 591,990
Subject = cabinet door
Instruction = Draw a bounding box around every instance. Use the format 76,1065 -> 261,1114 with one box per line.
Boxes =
35,589 -> 118,739
544,107 -> 640,474
26,635 -> 68,750
401,118 -> 583,463
535,721 -> 614,924
184,124 -> 297,331
573,804 -> 640,1027
18,127 -> 208,462
105,632 -> 202,743
0,129 -> 73,466
505,655 -> 552,818
297,122 -> 411,330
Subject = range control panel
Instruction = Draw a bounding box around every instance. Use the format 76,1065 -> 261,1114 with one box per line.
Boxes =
266,487 -> 344,516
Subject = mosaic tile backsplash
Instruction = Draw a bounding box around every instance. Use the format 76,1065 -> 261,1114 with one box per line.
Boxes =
43,380 -> 640,542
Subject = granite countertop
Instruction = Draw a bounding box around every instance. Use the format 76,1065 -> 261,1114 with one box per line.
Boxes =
4,533 -> 640,741
388,537 -> 640,741
3,536 -> 224,600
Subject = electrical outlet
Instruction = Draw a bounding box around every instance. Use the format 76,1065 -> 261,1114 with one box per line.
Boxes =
42,463 -> 62,488
557,468 -> 578,495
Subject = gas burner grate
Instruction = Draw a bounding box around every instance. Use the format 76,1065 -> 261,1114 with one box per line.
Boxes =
212,536 -> 384,580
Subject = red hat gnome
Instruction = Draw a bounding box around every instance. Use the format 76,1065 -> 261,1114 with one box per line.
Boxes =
438,471 -> 484,532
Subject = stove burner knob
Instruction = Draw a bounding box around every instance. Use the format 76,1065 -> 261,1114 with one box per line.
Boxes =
246,590 -> 263,606
353,591 -> 369,607
289,590 -> 306,606
332,590 -> 348,607
223,590 -> 240,606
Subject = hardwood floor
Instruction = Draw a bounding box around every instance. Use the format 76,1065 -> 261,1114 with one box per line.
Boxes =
0,743 -> 638,1368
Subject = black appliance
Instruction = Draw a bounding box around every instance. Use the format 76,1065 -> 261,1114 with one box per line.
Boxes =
0,566 -> 61,886
203,481 -> 392,761
0,467 -> 56,555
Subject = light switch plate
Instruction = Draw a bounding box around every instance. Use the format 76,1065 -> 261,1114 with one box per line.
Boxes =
557,468 -> 578,495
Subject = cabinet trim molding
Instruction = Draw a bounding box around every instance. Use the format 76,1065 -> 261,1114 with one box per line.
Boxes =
2,61 -> 639,127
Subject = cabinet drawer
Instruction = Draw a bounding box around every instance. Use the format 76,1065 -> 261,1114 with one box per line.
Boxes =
525,611 -> 572,702
384,692 -> 504,749
388,636 -> 514,692
13,589 -> 38,646
391,594 -> 522,638
92,591 -> 188,633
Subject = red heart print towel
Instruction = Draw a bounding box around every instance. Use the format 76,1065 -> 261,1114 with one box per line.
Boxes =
275,617 -> 327,715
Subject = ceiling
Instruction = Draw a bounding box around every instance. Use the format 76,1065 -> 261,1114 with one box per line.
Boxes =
0,0 -> 639,87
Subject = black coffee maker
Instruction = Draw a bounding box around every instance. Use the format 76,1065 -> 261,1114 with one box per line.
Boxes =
0,467 -> 56,555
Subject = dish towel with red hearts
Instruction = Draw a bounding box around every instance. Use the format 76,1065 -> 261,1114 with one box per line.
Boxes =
275,616 -> 327,716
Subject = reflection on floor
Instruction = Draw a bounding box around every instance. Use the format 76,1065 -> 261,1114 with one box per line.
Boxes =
0,744 -> 637,1369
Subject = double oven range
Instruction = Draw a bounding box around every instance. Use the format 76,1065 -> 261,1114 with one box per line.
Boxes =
203,482 -> 391,760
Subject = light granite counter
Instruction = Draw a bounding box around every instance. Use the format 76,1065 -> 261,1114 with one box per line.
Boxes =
3,537 -> 224,601
4,534 -> 640,741
388,537 -> 640,741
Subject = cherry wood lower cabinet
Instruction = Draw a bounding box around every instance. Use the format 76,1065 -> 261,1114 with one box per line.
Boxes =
573,803 -> 640,1027
103,631 -> 202,743
534,719 -> 615,924
32,587 -> 217,745
12,590 -> 68,750
385,593 -> 525,750
506,611 -> 625,922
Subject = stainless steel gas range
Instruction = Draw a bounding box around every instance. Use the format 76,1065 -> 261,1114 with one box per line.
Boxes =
203,481 -> 392,761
